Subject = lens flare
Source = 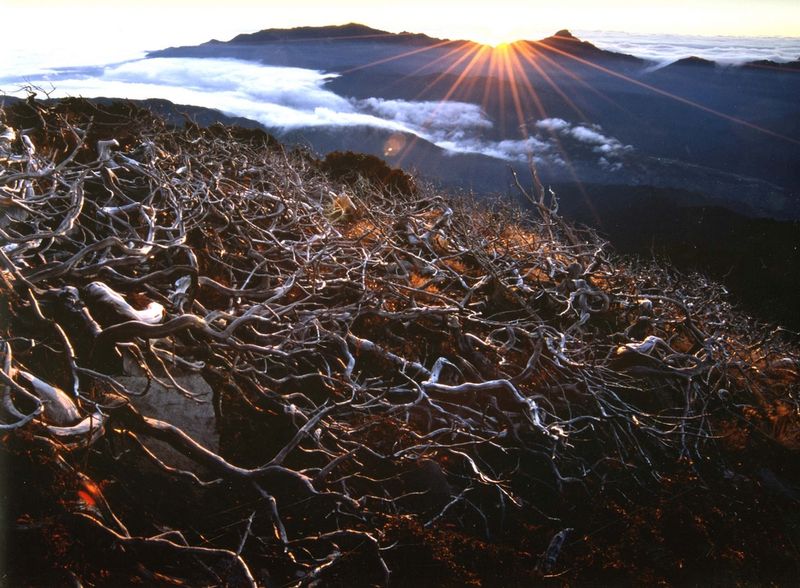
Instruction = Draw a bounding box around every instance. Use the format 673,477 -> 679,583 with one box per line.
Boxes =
383,133 -> 407,157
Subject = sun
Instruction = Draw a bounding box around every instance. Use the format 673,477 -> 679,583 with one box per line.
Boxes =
474,38 -> 518,49
465,26 -> 522,48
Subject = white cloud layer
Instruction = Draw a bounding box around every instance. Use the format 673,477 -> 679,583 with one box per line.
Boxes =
358,98 -> 493,134
0,57 -> 631,170
536,118 -> 632,168
576,31 -> 800,65
1,58 -> 412,131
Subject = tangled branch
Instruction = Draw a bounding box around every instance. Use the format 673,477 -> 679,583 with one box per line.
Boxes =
1,96 -> 798,586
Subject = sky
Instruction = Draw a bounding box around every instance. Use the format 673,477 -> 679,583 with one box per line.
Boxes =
2,0 -> 799,66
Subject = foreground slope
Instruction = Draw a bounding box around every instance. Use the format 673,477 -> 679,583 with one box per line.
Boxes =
1,98 -> 799,586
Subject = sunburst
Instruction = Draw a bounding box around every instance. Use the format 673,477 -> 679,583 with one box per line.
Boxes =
314,29 -> 799,212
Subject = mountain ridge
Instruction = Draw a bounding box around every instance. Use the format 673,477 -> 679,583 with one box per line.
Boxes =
223,22 -> 441,45
156,23 -> 800,70
531,29 -> 646,65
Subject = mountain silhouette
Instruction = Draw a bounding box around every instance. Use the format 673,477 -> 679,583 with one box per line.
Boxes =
534,29 -> 645,64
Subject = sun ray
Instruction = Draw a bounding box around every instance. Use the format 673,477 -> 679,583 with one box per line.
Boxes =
427,44 -> 492,112
389,40 -> 480,89
487,48 -> 509,138
480,47 -> 502,114
502,47 -> 552,151
412,43 -> 488,100
458,63 -> 486,102
533,40 -> 800,146
340,38 -> 461,75
503,45 -> 602,226
503,52 -> 526,126
395,45 -> 492,166
512,43 -> 587,121
516,42 -> 627,116
506,45 -> 548,121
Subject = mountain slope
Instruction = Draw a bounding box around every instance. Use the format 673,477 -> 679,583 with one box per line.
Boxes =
2,96 -> 799,586
7,94 -> 792,327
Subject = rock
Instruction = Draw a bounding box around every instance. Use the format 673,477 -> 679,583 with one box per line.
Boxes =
116,374 -> 219,473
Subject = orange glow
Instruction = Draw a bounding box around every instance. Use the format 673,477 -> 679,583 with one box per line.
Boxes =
77,490 -> 97,508
383,133 -> 408,157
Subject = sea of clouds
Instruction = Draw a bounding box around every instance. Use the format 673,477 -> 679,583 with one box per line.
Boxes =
0,57 -> 630,169
576,31 -> 800,65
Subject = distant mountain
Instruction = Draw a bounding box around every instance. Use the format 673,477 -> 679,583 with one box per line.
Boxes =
666,56 -> 716,68
152,24 -> 473,73
152,24 -> 799,213
223,22 -> 439,45
533,29 -> 646,65
744,57 -> 800,71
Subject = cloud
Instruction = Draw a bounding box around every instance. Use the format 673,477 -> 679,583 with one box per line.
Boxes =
358,98 -> 492,133
0,45 -> 147,80
0,57 -> 505,156
2,58 -> 429,134
535,118 -> 571,132
355,97 -> 567,166
570,124 -> 632,159
434,136 -> 553,162
533,118 -> 632,169
598,157 -> 623,172
429,118 -> 632,173
569,126 -> 606,144
0,57 -> 631,171
577,31 -> 800,65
